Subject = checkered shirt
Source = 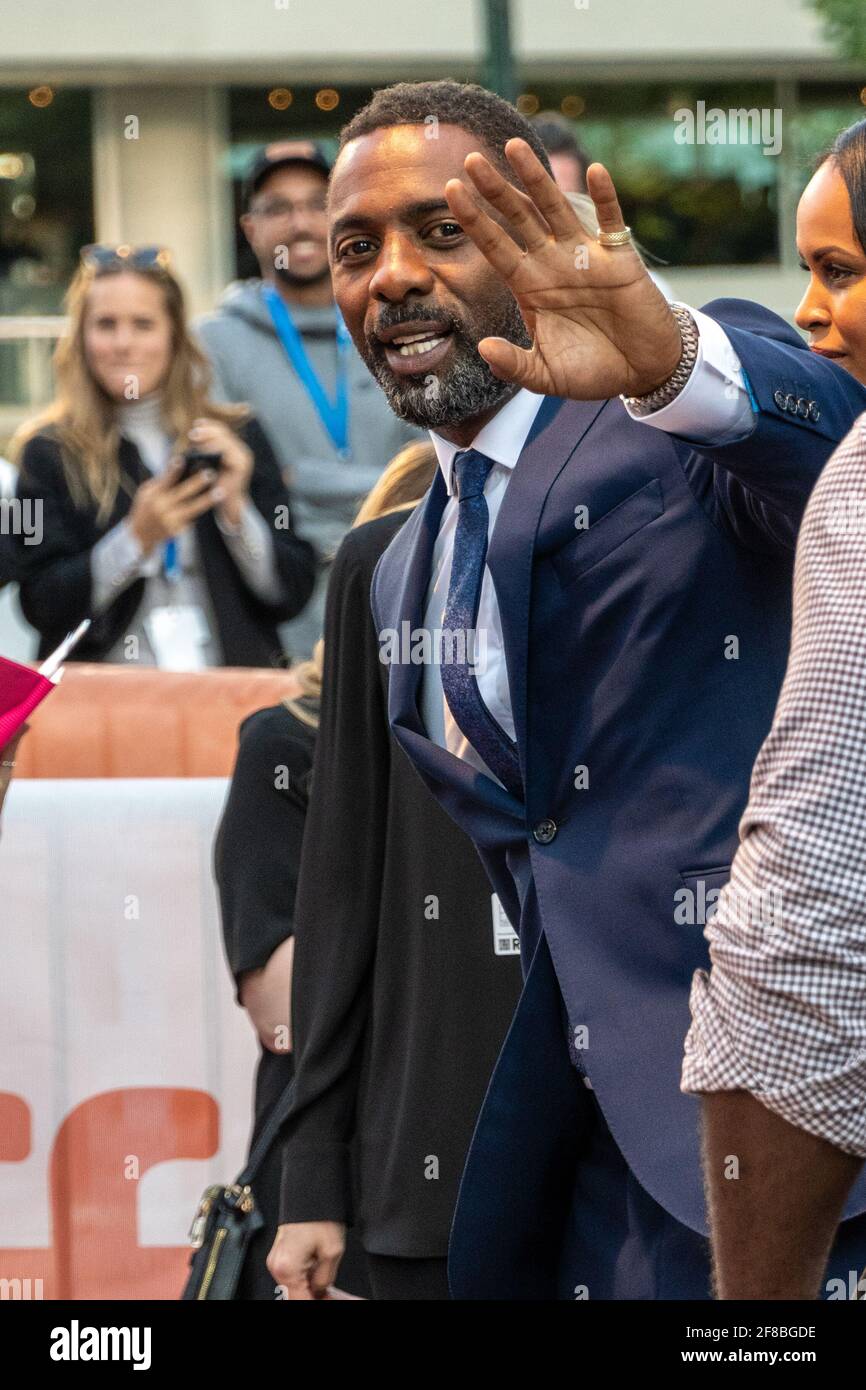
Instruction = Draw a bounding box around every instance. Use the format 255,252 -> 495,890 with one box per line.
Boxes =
682,412 -> 866,1156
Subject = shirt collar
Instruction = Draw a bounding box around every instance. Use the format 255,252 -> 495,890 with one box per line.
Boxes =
428,387 -> 547,496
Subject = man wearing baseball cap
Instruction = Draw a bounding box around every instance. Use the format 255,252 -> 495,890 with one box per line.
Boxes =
196,141 -> 419,660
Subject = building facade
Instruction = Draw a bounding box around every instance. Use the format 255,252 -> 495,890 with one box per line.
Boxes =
0,0 -> 861,445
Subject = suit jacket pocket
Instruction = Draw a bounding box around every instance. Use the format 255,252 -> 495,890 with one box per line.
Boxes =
551,476 -> 665,588
677,865 -> 732,927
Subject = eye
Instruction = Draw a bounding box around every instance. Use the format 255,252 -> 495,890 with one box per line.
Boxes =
335,236 -> 377,262
824,263 -> 856,285
427,220 -> 464,243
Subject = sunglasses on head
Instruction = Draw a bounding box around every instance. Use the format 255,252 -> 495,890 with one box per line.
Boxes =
80,244 -> 173,272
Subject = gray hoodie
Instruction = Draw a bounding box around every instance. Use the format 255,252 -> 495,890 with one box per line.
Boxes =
195,279 -> 420,659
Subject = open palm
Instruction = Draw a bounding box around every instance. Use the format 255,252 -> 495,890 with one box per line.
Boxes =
444,140 -> 683,402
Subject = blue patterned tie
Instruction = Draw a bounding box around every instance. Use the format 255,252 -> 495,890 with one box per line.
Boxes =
440,449 -> 523,798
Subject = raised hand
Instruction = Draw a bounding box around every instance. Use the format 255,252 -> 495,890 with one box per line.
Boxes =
444,139 -> 683,402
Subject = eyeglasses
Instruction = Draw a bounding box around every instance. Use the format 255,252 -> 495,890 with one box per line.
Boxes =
248,196 -> 328,220
80,244 -> 173,272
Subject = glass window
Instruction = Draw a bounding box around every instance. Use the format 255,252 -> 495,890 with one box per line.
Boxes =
789,83 -> 866,191
0,87 -> 93,412
522,81 -> 780,267
0,87 -> 93,315
227,79 -> 866,274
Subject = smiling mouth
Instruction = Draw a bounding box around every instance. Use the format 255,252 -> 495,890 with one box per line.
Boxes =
379,328 -> 456,377
387,330 -> 451,358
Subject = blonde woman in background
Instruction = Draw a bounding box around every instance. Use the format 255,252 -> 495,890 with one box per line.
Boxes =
5,245 -> 316,668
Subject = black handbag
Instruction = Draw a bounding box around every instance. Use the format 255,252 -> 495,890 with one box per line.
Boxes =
180,1076 -> 296,1301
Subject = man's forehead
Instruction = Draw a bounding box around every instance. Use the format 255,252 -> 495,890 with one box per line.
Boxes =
330,123 -> 487,203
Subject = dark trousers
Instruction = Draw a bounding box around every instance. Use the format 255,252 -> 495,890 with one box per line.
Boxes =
365,1254 -> 450,1301
449,931 -> 866,1300
557,1083 -> 866,1300
556,1089 -> 713,1300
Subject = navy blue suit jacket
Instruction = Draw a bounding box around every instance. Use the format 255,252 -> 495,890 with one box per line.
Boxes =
370,300 -> 866,1290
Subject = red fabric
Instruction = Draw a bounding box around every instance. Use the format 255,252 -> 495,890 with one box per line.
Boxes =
0,657 -> 55,753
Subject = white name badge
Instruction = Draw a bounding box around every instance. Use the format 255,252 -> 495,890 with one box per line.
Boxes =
491,894 -> 520,956
144,604 -> 211,671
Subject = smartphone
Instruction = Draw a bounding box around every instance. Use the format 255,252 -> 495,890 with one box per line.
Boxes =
179,449 -> 223,483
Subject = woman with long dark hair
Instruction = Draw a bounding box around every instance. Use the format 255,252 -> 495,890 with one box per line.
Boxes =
794,117 -> 866,385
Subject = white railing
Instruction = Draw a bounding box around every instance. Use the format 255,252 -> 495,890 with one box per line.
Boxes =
0,317 -> 66,408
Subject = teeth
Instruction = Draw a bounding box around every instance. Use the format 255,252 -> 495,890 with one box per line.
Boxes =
395,335 -> 446,357
392,330 -> 440,345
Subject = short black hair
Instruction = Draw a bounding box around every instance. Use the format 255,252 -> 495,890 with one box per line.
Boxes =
818,117 -> 866,255
337,79 -> 554,187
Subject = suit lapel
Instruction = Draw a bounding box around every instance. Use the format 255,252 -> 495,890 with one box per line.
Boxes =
486,396 -> 608,768
383,394 -> 608,813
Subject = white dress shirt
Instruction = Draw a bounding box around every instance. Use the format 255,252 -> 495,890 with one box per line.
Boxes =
420,309 -> 753,784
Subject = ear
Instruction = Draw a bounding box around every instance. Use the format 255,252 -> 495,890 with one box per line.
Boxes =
239,212 -> 255,249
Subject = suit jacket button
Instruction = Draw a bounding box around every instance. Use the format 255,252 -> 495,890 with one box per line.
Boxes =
796,396 -> 810,417
785,393 -> 797,413
533,819 -> 557,844
773,389 -> 787,410
808,401 -> 821,422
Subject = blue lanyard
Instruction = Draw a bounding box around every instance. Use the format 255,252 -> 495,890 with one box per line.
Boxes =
262,283 -> 351,458
163,537 -> 181,584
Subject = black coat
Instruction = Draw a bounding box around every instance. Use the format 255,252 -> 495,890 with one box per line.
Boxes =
7,418 -> 317,665
213,702 -> 371,1300
278,508 -> 523,1257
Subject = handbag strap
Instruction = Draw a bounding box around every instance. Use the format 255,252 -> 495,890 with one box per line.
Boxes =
235,1075 -> 297,1188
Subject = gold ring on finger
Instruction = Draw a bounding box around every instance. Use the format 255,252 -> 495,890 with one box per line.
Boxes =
597,227 -> 633,247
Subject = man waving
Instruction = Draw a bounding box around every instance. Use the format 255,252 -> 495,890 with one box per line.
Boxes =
270,80 -> 866,1301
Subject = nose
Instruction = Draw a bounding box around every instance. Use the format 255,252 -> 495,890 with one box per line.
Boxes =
368,230 -> 435,303
794,273 -> 833,336
109,326 -> 135,354
288,208 -> 323,237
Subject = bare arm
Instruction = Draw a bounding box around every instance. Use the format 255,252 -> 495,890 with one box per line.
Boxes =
238,935 -> 294,1054
701,1090 -> 863,1299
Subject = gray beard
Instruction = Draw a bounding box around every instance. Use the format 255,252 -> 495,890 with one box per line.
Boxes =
363,300 -> 532,430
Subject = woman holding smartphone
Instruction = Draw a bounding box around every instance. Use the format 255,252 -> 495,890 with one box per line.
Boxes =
6,245 -> 316,668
